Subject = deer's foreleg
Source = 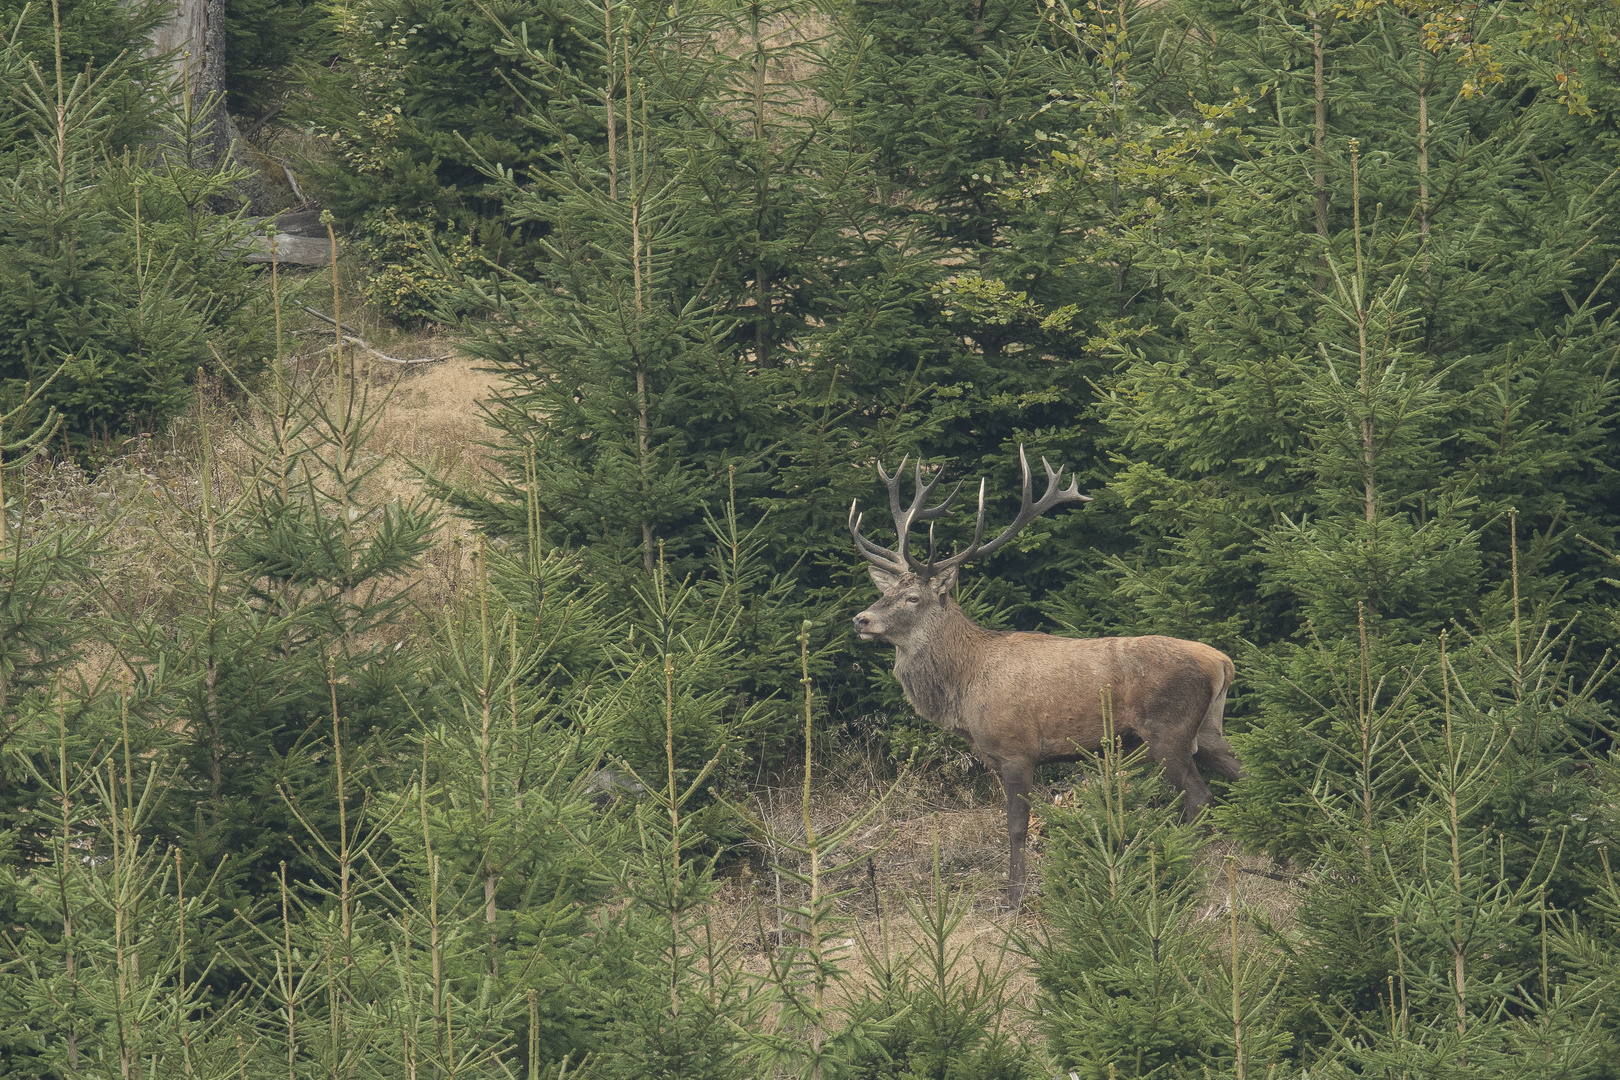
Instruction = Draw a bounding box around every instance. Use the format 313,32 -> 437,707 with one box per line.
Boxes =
1001,762 -> 1036,910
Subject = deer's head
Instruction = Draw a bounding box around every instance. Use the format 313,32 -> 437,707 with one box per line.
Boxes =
850,447 -> 1091,646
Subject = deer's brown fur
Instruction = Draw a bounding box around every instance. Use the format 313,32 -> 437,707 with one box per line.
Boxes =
850,452 -> 1242,909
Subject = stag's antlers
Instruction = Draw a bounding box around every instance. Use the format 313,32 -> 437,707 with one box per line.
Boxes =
849,446 -> 1090,582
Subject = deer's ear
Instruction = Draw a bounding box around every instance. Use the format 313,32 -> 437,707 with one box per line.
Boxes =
868,566 -> 901,592
928,565 -> 959,596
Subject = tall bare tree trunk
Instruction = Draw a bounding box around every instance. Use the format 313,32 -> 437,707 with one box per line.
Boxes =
150,0 -> 269,207
750,7 -> 774,369
151,0 -> 224,158
1417,47 -> 1433,346
1311,8 -> 1329,293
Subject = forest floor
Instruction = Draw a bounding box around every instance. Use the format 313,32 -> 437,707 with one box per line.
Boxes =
255,293 -> 501,621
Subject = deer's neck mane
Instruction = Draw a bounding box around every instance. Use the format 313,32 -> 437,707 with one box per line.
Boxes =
891,603 -> 992,726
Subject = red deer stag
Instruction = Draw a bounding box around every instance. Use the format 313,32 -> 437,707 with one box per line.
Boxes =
850,449 -> 1243,908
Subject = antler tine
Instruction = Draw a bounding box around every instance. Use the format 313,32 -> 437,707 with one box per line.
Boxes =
1039,454 -> 1086,506
968,477 -> 988,550
925,481 -> 980,574
912,460 -> 965,524
877,455 -> 910,525
849,500 -> 910,575
868,455 -> 922,570
899,459 -> 963,527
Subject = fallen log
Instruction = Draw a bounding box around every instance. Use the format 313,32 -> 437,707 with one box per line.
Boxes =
240,211 -> 343,266
241,233 -> 334,266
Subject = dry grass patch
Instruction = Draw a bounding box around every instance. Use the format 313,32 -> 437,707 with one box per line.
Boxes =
36,304 -> 504,669
368,353 -> 498,478
356,350 -> 502,618
1198,837 -> 1300,936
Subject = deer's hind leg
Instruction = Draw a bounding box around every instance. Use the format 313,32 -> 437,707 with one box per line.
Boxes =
1194,735 -> 1244,782
1193,682 -> 1245,781
1151,738 -> 1213,822
1138,711 -> 1213,822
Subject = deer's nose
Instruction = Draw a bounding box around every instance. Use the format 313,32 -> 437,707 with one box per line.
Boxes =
853,613 -> 871,632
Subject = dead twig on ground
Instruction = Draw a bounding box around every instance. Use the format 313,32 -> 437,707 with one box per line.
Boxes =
299,305 -> 449,366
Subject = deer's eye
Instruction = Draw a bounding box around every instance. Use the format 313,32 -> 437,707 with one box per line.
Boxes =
905,594 -> 920,604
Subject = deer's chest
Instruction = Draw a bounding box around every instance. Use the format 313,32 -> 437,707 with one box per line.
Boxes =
893,653 -> 970,733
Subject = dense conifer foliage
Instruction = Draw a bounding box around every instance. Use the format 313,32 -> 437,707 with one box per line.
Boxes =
3,0 -> 1620,1076
0,2 -> 267,444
